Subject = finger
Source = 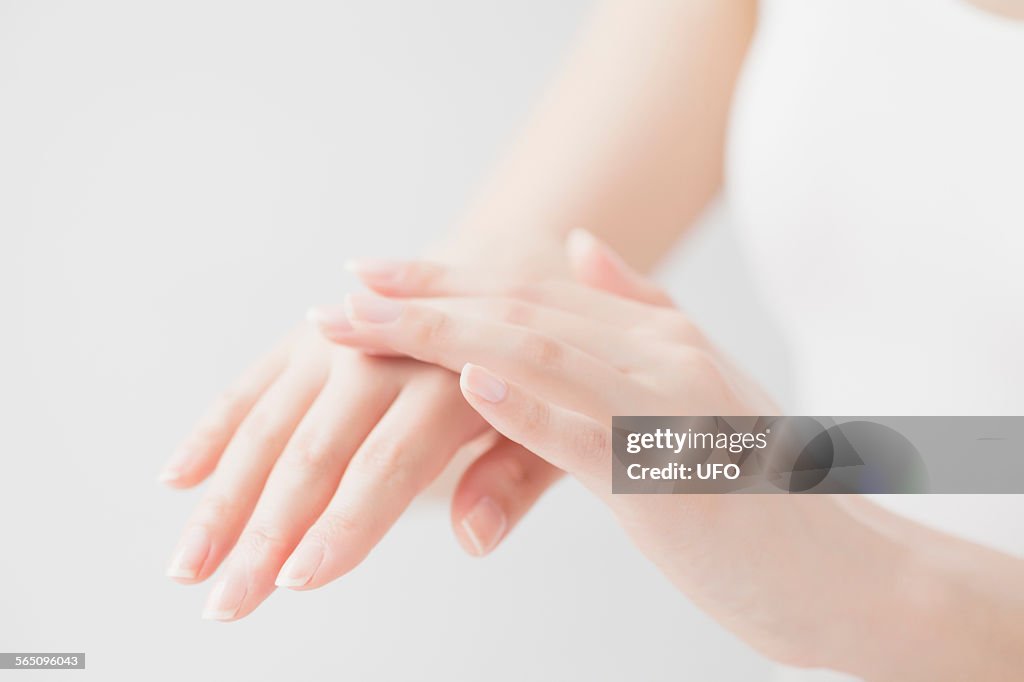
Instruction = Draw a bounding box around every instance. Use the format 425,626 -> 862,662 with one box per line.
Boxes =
565,228 -> 675,307
337,294 -> 631,415
305,306 -> 404,358
278,370 -> 486,590
165,360 -> 325,586
161,346 -> 288,488
451,439 -> 563,557
199,361 -> 400,621
346,259 -> 666,327
459,363 -> 612,491
313,296 -> 647,371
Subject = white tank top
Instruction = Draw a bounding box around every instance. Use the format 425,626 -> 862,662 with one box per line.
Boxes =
730,0 -> 1024,413
728,4 -> 1023,675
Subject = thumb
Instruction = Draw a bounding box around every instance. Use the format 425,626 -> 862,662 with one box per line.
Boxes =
566,228 -> 674,307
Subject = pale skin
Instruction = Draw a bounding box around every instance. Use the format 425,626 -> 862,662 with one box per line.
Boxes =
164,0 -> 752,619
163,0 -> 1024,677
313,235 -> 1024,681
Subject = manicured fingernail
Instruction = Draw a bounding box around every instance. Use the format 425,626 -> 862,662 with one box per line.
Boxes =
460,496 -> 507,556
345,259 -> 405,286
159,447 -> 192,483
567,227 -> 623,267
460,364 -> 508,403
344,293 -> 404,324
566,228 -> 598,259
201,576 -> 247,621
275,543 -> 324,588
158,469 -> 180,484
306,305 -> 353,336
166,526 -> 211,580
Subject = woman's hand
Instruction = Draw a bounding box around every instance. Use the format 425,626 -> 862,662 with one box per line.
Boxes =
162,276 -> 565,623
309,231 -> 1018,680
314,229 -> 777,434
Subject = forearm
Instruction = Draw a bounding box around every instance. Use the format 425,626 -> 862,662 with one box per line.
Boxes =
832,499 -> 1024,681
933,552 -> 1024,681
443,0 -> 757,272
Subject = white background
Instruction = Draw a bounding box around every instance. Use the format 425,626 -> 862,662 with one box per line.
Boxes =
0,1 -> 790,679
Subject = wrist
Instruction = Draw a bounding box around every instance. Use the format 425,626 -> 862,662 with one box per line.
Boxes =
833,532 -> 1020,681
844,549 -> 959,681
776,500 -> 958,680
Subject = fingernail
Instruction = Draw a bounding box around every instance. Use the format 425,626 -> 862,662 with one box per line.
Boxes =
275,542 -> 324,588
345,258 -> 405,286
306,305 -> 353,336
460,364 -> 507,403
460,496 -> 507,556
566,228 -> 598,260
567,227 -> 624,267
201,576 -> 247,621
166,526 -> 211,580
344,293 -> 404,324
159,447 -> 192,483
158,469 -> 180,484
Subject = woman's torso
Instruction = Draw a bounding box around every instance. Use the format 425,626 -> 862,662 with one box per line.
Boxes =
729,0 -> 1024,420
727,0 -> 1024,587
727,2 -> 1023,677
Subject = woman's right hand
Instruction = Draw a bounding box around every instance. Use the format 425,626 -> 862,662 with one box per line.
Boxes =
311,231 -> 961,678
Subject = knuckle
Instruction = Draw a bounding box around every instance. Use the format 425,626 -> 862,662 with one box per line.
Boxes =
279,434 -> 334,473
310,508 -> 361,545
520,398 -> 551,435
235,407 -> 283,451
238,522 -> 290,557
504,282 -> 545,304
196,491 -> 242,527
572,424 -> 611,459
517,331 -> 565,369
410,309 -> 452,347
498,299 -> 537,327
355,437 -> 407,481
493,452 -> 532,489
